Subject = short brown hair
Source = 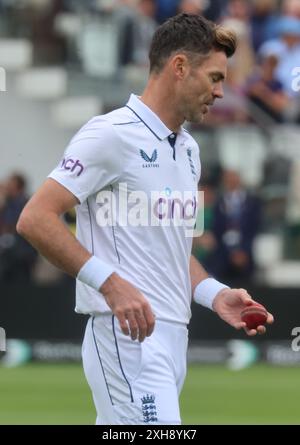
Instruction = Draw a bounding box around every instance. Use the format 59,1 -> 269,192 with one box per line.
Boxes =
149,13 -> 237,73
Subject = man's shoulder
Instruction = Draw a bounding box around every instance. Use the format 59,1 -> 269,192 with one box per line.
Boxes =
104,106 -> 141,127
77,106 -> 141,137
66,105 -> 142,158
71,106 -> 134,140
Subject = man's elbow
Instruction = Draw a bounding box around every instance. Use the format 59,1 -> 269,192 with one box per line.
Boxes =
16,208 -> 35,241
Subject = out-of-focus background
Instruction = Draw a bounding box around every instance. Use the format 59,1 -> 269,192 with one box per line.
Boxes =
1,0 -> 300,425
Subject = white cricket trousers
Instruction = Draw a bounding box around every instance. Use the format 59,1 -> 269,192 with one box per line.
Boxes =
82,314 -> 188,425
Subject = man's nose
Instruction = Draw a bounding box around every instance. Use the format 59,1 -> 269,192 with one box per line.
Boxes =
213,82 -> 224,99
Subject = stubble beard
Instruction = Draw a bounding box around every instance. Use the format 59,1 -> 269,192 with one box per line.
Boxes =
187,108 -> 205,124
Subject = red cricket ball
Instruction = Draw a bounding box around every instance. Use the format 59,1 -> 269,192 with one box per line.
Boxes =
240,303 -> 268,330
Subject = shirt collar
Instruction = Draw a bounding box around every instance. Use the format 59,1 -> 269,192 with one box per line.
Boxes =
126,94 -> 183,141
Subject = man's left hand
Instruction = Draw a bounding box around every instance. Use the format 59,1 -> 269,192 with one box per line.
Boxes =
212,288 -> 274,336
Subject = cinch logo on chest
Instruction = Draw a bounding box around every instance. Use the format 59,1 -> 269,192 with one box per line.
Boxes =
140,149 -> 159,168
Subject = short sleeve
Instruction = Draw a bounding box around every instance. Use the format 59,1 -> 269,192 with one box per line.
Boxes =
48,118 -> 124,203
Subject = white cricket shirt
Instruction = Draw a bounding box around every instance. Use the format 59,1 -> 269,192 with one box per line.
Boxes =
49,94 -> 201,324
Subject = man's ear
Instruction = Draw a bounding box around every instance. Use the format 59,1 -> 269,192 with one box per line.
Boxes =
171,54 -> 190,80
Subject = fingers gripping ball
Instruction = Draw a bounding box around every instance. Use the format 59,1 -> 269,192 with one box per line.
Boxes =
240,303 -> 268,330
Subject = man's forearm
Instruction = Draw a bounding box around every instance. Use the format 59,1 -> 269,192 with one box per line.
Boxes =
190,255 -> 229,310
190,255 -> 209,294
17,209 -> 91,278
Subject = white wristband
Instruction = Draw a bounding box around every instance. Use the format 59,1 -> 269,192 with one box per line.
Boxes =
77,256 -> 115,291
194,278 -> 229,310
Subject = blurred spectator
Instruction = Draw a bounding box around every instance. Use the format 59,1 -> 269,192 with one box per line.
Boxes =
246,53 -> 291,122
132,0 -> 157,66
192,179 -> 217,264
250,0 -> 280,52
0,183 -> 6,242
208,170 -> 262,286
204,0 -> 228,22
282,0 -> 300,19
116,0 -> 138,66
259,16 -> 300,98
157,0 -> 227,22
1,174 -> 28,234
223,0 -> 251,22
25,0 -> 67,64
220,0 -> 256,89
177,0 -> 205,15
155,0 -> 180,23
0,174 -> 37,283
118,0 -> 157,67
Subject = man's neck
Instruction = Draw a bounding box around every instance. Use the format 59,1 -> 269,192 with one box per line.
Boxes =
140,78 -> 184,133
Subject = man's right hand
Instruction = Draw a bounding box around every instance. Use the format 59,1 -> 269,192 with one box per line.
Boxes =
100,273 -> 155,343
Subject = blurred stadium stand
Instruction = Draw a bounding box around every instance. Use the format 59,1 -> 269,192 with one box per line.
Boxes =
16,66 -> 67,98
0,38 -> 32,70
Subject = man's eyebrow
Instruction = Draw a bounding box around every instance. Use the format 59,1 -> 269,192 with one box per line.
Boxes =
210,72 -> 226,81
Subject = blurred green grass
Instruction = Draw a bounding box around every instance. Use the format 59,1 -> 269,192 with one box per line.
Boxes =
0,363 -> 299,425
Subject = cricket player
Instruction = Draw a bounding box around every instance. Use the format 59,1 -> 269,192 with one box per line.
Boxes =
17,14 -> 274,424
